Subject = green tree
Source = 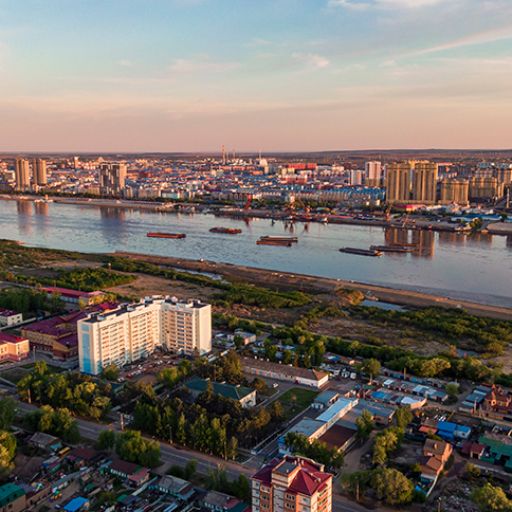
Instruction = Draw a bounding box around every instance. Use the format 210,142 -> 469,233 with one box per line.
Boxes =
372,467 -> 413,506
97,430 -> 117,451
394,407 -> 413,430
360,358 -> 381,382
0,430 -> 16,475
472,482 -> 512,512
115,430 -> 160,467
446,382 -> 460,398
0,397 -> 17,430
356,410 -> 374,441
101,364 -> 120,381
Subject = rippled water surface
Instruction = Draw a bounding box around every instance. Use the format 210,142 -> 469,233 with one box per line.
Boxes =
1,199 -> 511,306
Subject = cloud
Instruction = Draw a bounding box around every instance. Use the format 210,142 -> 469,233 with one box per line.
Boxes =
117,59 -> 133,67
329,0 -> 445,9
292,52 -> 330,69
410,23 -> 512,56
169,56 -> 239,74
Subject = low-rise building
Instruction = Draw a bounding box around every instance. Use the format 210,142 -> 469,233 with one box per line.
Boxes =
242,357 -> 328,389
204,490 -> 249,512
0,332 -> 30,362
107,459 -> 150,486
41,286 -> 107,309
420,439 -> 453,483
185,378 -> 257,408
22,303 -> 116,360
0,483 -> 26,512
151,475 -> 195,501
0,307 -> 23,327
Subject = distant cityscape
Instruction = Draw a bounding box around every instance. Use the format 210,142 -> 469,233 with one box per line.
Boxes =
2,152 -> 511,210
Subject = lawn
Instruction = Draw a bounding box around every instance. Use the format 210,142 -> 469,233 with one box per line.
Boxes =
277,387 -> 319,420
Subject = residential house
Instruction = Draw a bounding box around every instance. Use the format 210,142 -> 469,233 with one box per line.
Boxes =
185,378 -> 257,408
107,459 -> 150,486
420,439 -> 453,482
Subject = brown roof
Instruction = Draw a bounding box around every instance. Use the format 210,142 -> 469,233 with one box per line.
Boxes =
318,424 -> 356,450
241,357 -> 328,382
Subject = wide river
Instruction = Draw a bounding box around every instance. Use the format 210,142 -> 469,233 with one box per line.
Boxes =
1,199 -> 512,307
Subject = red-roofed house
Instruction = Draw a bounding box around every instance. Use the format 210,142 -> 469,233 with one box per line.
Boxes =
41,286 -> 107,309
252,456 -> 332,512
0,332 -> 30,362
22,303 -> 117,360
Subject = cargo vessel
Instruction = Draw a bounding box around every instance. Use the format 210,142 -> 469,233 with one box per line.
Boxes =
257,239 -> 293,247
209,227 -> 242,235
370,245 -> 414,253
339,247 -> 382,257
259,236 -> 298,243
147,232 -> 186,239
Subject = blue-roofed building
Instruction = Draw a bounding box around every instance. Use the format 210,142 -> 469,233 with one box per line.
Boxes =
63,496 -> 90,512
316,397 -> 358,427
437,421 -> 472,441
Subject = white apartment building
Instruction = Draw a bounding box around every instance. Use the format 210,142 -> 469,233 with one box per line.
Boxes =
78,296 -> 211,375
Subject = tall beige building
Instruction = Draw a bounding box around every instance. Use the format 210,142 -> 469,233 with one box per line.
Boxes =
33,158 -> 48,187
99,162 -> 127,196
385,162 -> 411,204
495,166 -> 512,186
469,177 -> 504,201
78,296 -> 212,375
14,158 -> 30,191
252,456 -> 332,512
411,161 -> 438,204
440,179 -> 469,205
364,161 -> 382,188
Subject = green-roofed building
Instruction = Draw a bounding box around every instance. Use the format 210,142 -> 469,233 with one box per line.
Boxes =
479,435 -> 512,472
0,483 -> 26,512
185,378 -> 257,408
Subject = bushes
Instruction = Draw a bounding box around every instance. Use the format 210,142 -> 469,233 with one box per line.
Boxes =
52,267 -> 134,290
216,283 -> 311,309
352,306 -> 512,354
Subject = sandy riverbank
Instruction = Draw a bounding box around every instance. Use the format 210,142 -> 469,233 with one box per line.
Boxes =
113,251 -> 512,320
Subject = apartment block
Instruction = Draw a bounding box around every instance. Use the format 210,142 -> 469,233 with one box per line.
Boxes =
99,162 -> 127,196
14,158 -> 30,191
78,296 -> 211,375
364,161 -> 382,188
385,162 -> 411,204
252,456 -> 332,512
411,161 -> 438,204
439,179 -> 469,206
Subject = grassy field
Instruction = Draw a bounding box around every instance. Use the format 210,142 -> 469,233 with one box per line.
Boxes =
277,387 -> 319,420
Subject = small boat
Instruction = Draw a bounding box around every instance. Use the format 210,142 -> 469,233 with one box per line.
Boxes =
209,227 -> 242,235
147,232 -> 186,239
339,247 -> 382,257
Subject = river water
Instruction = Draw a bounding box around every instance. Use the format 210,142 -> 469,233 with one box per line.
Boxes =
1,199 -> 511,307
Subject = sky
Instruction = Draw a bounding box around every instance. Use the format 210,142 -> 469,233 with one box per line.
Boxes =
0,0 -> 511,152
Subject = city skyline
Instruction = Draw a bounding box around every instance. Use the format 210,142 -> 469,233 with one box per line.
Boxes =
0,0 -> 511,152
